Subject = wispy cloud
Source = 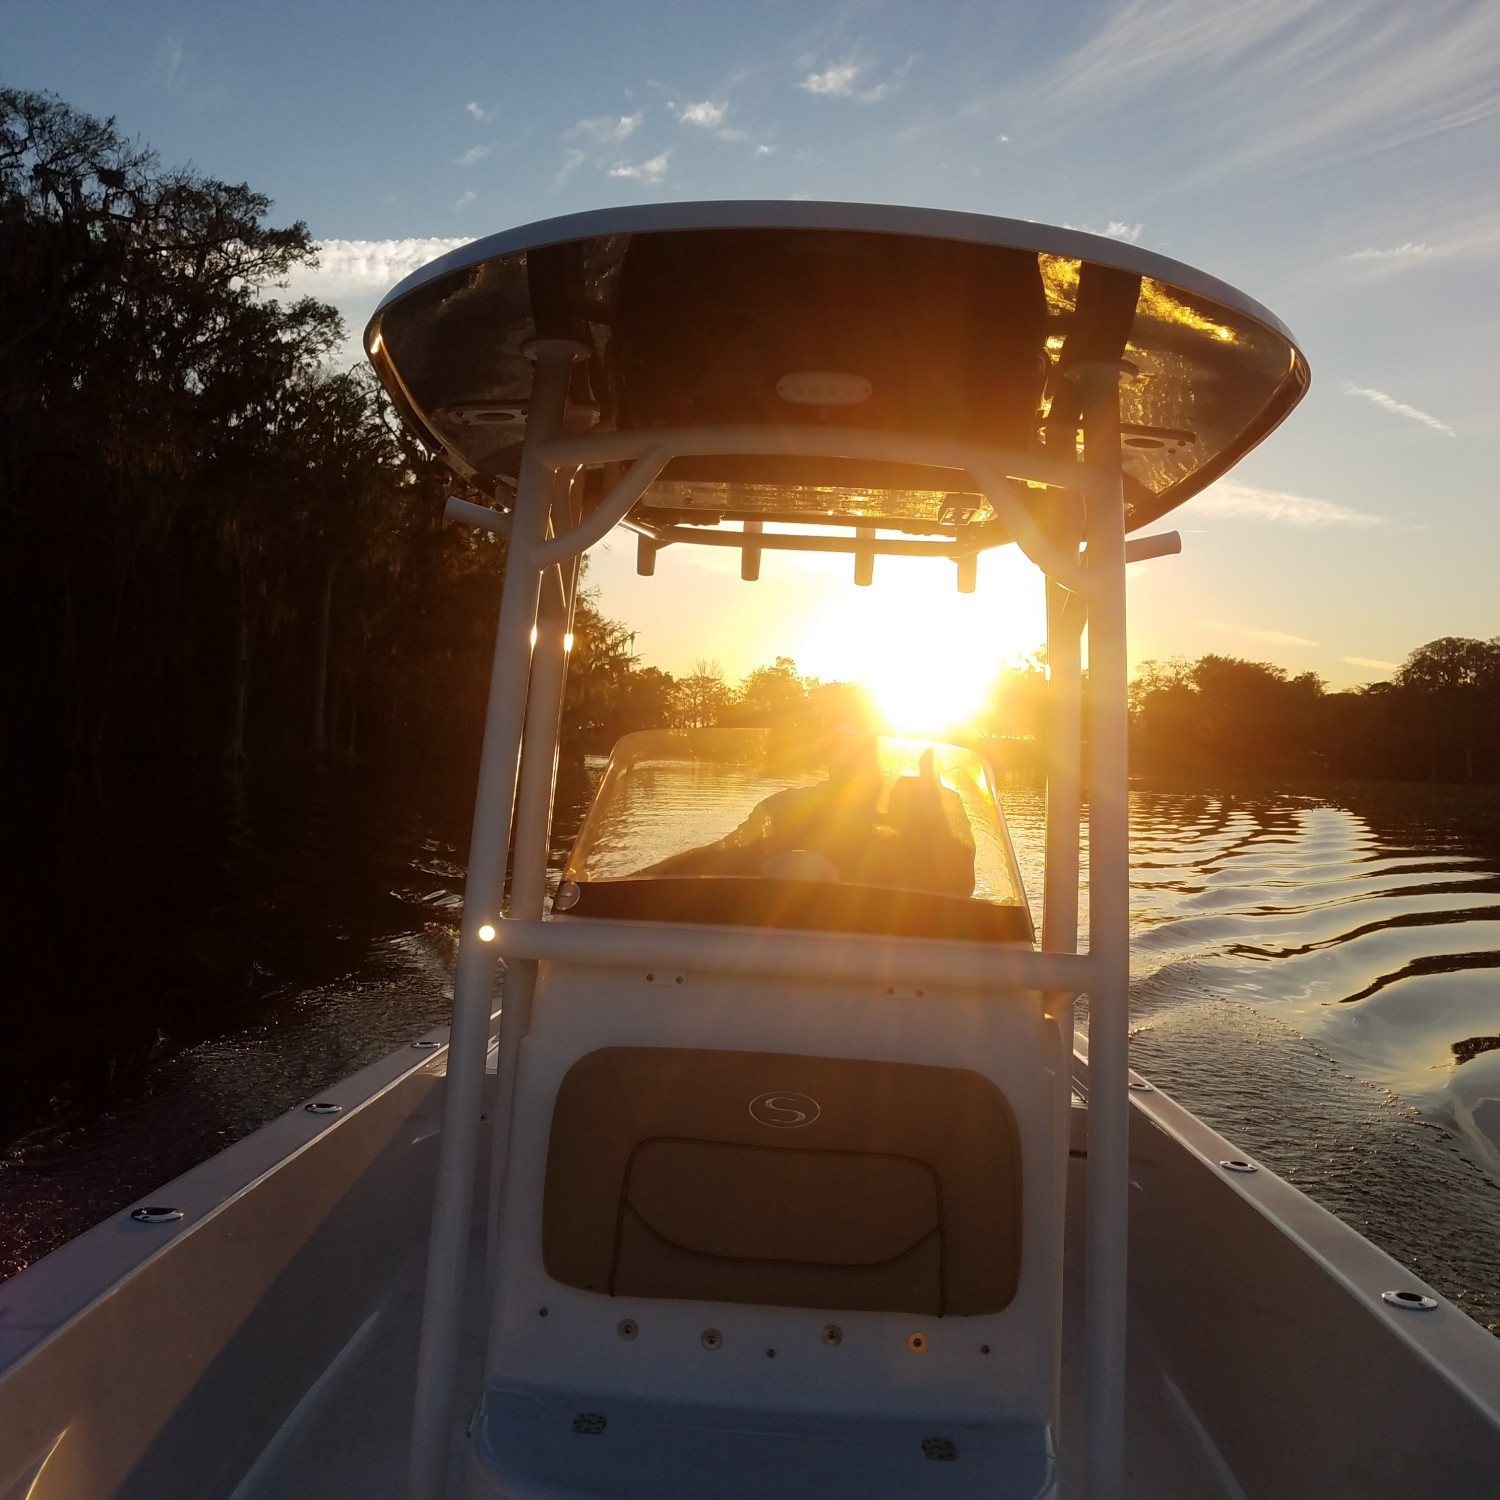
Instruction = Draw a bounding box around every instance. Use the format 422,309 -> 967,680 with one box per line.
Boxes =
1201,620 -> 1319,647
802,62 -> 860,97
1065,219 -> 1143,243
552,150 -> 587,190
1329,209 -> 1500,284
1348,242 -> 1433,261
1343,656 -> 1399,672
608,151 -> 671,183
677,100 -> 726,128
464,101 -> 495,123
146,28 -> 224,109
1344,383 -> 1455,435
671,98 -> 761,147
941,0 -> 1500,191
554,112 -> 663,188
1184,481 -> 1382,528
151,31 -> 185,90
455,143 -> 492,168
799,61 -> 888,102
454,190 -> 476,211
283,238 -> 475,298
566,112 -> 643,144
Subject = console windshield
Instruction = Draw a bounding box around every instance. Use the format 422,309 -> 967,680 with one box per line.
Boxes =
564,729 -> 1026,914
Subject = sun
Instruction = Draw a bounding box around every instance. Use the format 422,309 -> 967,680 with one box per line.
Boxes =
794,549 -> 1046,736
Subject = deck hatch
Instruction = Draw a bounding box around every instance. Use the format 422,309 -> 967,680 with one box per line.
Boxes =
542,1047 -> 1022,1314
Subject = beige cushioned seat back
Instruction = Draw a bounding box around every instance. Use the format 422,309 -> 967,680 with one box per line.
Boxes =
543,1048 -> 1022,1315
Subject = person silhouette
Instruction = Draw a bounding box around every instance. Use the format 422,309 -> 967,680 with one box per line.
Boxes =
884,747 -> 976,897
637,735 -> 974,898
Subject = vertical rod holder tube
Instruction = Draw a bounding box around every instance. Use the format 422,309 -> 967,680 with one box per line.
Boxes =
484,546 -> 579,1288
741,518 -> 763,582
1074,363 -> 1131,1500
1042,492 -> 1086,966
1041,479 -> 1087,1457
406,341 -> 585,1500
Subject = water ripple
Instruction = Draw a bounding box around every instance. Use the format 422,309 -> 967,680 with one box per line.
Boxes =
1115,780 -> 1500,1333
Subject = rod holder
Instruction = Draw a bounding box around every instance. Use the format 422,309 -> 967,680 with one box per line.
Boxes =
1123,530 -> 1181,564
444,496 -> 512,537
741,519 -> 763,582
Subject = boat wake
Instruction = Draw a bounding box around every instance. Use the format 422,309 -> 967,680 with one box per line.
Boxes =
1000,780 -> 1500,1334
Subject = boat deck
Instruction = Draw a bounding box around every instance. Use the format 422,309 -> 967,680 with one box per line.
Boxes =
244,1124 -> 1221,1500
5,1027 -> 1499,1499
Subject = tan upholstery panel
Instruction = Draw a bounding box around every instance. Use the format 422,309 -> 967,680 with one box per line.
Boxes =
625,1141 -> 940,1263
614,1208 -> 945,1313
542,1048 -> 1022,1314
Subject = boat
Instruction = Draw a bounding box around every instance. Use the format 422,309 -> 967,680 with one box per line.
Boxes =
3,202 -> 1498,1500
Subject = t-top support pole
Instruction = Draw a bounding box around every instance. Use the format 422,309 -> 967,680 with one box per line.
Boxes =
1074,361 -> 1132,1500
1041,487 -> 1086,1447
407,339 -> 588,1500
484,540 -> 580,1290
1042,498 -> 1086,971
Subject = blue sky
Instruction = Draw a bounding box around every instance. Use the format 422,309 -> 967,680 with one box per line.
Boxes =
8,0 -> 1498,691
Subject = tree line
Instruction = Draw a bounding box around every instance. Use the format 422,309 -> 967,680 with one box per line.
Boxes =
561,646 -> 874,751
663,637 -> 1500,788
1129,640 -> 1500,782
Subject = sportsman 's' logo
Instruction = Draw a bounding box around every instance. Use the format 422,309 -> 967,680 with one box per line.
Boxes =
749,1091 -> 821,1128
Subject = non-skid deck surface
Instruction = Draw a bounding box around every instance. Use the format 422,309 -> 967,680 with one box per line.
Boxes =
477,1389 -> 1050,1500
245,1150 -> 1226,1499
1056,1151 -> 1245,1500
238,1235 -> 483,1500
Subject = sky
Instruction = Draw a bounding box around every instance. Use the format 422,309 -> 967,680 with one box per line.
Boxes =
8,0 -> 1499,701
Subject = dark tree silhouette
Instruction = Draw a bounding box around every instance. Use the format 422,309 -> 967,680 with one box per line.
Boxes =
1130,656 -> 1325,774
1127,642 -> 1500,784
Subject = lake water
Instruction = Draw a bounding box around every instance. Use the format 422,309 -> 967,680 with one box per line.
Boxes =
3,765 -> 1498,1332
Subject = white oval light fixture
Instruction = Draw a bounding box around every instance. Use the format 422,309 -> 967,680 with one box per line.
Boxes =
477,923 -> 496,942
776,371 -> 873,406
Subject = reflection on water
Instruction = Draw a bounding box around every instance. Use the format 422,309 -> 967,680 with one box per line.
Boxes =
0,759 -> 596,1280
3,768 -> 1499,1332
1044,778 -> 1500,1334
0,765 -> 452,1276
574,758 -> 820,879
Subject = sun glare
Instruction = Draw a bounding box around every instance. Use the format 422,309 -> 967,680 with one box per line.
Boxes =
794,551 -> 1046,736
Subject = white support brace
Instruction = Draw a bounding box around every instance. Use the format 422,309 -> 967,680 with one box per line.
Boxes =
533,424 -> 1107,596
1075,362 -> 1133,1500
489,915 -> 1101,994
407,340 -> 588,1500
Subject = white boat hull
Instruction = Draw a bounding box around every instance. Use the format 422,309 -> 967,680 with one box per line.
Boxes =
3,1023 -> 1497,1498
